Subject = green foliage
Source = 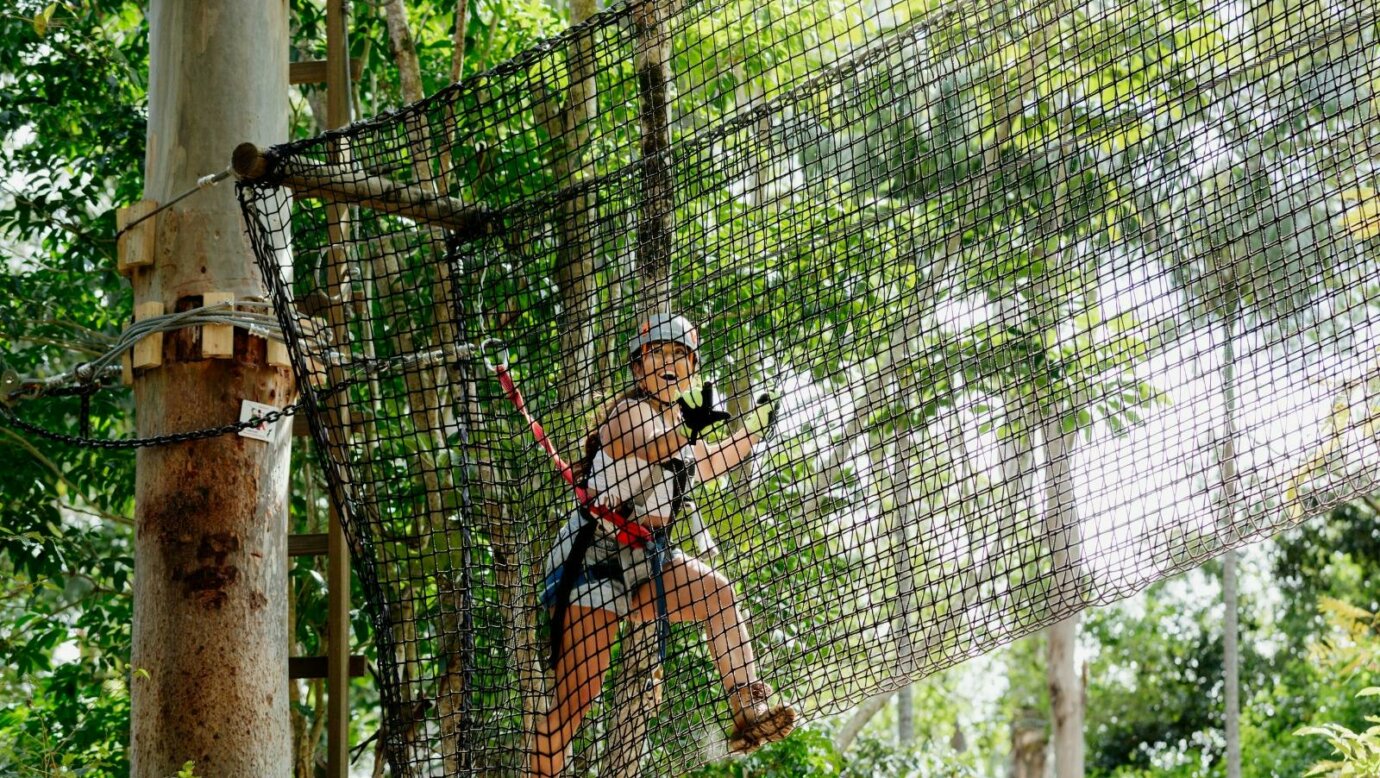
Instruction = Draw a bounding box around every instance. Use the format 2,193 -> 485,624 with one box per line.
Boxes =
1083,573 -> 1231,773
0,662 -> 132,776
686,721 -> 982,777
1291,602 -> 1380,777
0,2 -> 146,772
1295,691 -> 1380,777
2,0 -> 1378,773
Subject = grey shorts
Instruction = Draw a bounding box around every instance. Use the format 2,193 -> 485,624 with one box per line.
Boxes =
541,510 -> 682,618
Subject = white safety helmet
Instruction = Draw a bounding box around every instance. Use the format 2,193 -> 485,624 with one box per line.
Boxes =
628,313 -> 700,366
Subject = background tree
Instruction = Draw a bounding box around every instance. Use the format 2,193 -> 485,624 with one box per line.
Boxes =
3,0 -> 1379,774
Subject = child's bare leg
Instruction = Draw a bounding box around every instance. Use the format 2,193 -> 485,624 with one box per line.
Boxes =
529,606 -> 620,777
631,556 -> 796,753
632,557 -> 755,689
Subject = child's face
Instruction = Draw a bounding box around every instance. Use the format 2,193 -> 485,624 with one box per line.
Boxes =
636,341 -> 696,404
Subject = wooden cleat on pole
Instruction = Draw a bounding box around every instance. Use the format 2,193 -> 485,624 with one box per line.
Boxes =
266,339 -> 292,369
202,292 -> 235,359
116,200 -> 158,275
131,301 -> 165,371
288,655 -> 366,680
289,57 -> 364,85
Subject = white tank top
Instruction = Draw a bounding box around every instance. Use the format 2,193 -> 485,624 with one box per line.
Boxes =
587,447 -> 695,522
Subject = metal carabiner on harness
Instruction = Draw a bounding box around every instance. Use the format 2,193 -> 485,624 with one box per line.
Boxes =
481,337 -> 509,373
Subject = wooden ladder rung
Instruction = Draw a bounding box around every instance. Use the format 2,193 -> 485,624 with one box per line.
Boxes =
289,58 -> 364,85
289,533 -> 330,557
289,655 -> 367,680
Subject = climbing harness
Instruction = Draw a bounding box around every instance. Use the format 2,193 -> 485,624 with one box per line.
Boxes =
483,339 -> 684,667
483,339 -> 653,547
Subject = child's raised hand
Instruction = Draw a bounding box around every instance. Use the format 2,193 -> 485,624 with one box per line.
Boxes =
744,390 -> 782,439
676,378 -> 731,443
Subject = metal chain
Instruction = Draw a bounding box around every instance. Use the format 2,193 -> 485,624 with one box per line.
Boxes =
0,400 -> 304,450
0,328 -> 483,450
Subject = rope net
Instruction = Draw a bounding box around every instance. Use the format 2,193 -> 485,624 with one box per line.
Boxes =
239,0 -> 1379,773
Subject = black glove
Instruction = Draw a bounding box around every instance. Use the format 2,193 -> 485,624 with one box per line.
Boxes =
676,379 -> 731,443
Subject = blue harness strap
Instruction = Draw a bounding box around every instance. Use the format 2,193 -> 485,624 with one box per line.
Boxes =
649,528 -> 671,664
650,456 -> 693,663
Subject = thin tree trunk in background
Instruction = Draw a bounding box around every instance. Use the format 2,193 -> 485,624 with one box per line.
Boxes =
1009,706 -> 1048,778
378,8 -> 522,773
289,572 -> 313,777
632,0 -> 675,311
553,0 -> 599,405
835,692 -> 893,753
377,5 -> 451,768
451,0 -> 469,84
383,0 -> 425,106
130,2 -> 292,775
1219,308 -> 1242,778
881,331 -> 923,681
1046,615 -> 1082,777
1041,405 -> 1084,778
727,72 -> 767,503
607,0 -> 676,772
1033,7 -> 1086,767
1223,549 -> 1241,777
896,685 -> 915,748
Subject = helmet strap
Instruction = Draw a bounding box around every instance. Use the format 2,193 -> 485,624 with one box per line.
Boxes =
631,342 -> 694,412
633,373 -> 673,412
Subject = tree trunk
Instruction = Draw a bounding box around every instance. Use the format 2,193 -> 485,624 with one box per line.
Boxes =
1033,10 -> 1085,769
1219,311 -> 1242,778
861,317 -> 925,683
1046,616 -> 1082,777
1037,300 -> 1087,778
377,9 -> 503,772
631,0 -> 675,310
130,2 -> 292,776
1223,549 -> 1241,778
383,0 -> 425,107
834,692 -> 893,753
451,0 -> 469,84
605,1 -> 676,770
553,0 -> 600,405
896,685 -> 915,748
1041,408 -> 1084,777
1037,351 -> 1086,777
1009,708 -> 1048,778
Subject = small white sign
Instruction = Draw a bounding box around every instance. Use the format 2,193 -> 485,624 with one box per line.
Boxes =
238,400 -> 280,442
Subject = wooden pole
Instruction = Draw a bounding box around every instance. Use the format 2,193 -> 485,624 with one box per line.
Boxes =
232,142 -> 491,237
632,0 -> 675,316
129,2 -> 293,776
325,3 -> 353,776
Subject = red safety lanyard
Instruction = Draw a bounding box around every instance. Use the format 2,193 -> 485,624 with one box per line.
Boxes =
491,362 -> 653,548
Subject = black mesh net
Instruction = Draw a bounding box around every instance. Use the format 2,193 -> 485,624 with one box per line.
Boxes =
238,0 -> 1380,773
